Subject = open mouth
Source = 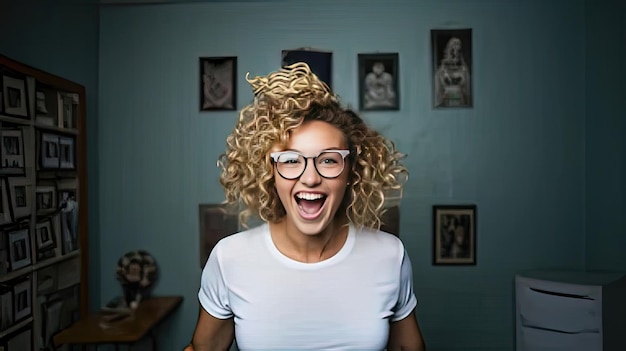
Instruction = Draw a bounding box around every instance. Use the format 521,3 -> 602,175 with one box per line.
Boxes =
295,192 -> 327,215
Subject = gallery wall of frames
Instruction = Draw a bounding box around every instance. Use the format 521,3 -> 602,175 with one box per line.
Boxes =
0,55 -> 88,350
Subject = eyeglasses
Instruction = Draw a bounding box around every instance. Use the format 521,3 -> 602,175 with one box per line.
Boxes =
270,149 -> 351,180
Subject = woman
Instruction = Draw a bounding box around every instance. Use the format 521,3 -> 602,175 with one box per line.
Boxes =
190,63 -> 425,350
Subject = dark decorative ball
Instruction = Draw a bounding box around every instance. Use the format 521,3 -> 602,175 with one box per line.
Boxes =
116,250 -> 158,306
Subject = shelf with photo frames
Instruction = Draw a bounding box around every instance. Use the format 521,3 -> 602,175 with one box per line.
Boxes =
0,54 -> 88,351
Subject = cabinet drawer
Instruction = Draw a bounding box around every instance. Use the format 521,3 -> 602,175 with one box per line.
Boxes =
517,284 -> 601,332
518,325 -> 600,351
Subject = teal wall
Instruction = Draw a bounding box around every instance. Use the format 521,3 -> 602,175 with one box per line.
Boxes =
0,0 -> 102,311
584,0 -> 626,271
98,1 -> 585,350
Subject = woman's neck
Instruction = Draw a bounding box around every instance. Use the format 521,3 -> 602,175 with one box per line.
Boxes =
269,219 -> 349,263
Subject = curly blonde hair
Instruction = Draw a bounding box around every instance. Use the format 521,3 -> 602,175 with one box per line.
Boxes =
218,63 -> 407,230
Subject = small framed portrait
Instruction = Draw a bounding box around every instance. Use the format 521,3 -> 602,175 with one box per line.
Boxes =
8,229 -> 32,271
358,53 -> 400,111
39,132 -> 60,169
59,135 -> 76,169
281,48 -> 333,88
36,185 -> 57,214
199,56 -> 237,111
35,220 -> 55,252
12,277 -> 32,322
58,92 -> 78,129
433,204 -> 477,265
431,28 -> 473,108
7,176 -> 33,221
1,76 -> 29,118
0,129 -> 26,175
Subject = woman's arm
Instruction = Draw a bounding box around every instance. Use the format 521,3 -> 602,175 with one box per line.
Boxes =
387,309 -> 426,351
189,308 -> 235,351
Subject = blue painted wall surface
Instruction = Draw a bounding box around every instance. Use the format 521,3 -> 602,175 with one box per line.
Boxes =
98,1 -> 585,349
0,0 -> 102,310
584,0 -> 626,272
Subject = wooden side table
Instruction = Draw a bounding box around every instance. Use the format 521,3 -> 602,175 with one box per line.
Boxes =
53,296 -> 183,350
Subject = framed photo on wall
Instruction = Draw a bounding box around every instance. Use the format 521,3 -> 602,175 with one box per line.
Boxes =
0,129 -> 25,174
59,135 -> 76,169
1,75 -> 29,118
433,204 -> 476,265
282,48 -> 332,88
8,229 -> 32,271
358,53 -> 399,111
39,132 -> 60,169
12,277 -> 32,322
431,28 -> 473,108
7,176 -> 33,221
199,56 -> 237,111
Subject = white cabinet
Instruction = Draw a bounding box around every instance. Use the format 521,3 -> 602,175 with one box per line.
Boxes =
515,270 -> 626,351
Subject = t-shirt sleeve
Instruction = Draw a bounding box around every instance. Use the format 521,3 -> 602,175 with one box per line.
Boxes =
198,243 -> 233,319
391,248 -> 418,322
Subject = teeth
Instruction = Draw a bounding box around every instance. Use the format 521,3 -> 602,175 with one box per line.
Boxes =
296,193 -> 324,201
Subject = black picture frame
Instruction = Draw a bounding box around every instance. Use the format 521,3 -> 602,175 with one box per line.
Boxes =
431,28 -> 473,108
199,56 -> 237,111
0,128 -> 26,175
1,75 -> 29,118
432,204 -> 477,265
281,48 -> 333,88
358,53 -> 400,111
8,229 -> 32,271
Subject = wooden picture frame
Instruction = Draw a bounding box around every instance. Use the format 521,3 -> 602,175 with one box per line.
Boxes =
199,56 -> 237,111
431,28 -> 473,108
39,132 -> 60,169
0,129 -> 25,174
433,204 -> 477,265
7,176 -> 33,221
12,277 -> 32,322
358,53 -> 400,111
8,229 -> 32,271
1,75 -> 28,118
59,135 -> 76,169
281,48 -> 332,88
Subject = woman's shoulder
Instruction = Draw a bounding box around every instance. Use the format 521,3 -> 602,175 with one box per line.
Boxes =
214,223 -> 268,252
354,226 -> 405,252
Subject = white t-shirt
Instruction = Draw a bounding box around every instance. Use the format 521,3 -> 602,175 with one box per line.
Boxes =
198,223 -> 418,350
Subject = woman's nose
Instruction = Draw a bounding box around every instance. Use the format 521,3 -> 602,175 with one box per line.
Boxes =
299,160 -> 322,186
